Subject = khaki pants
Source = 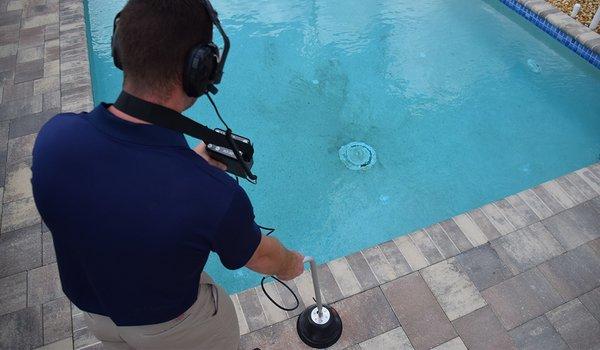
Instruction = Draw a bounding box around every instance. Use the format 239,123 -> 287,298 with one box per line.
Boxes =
83,273 -> 240,350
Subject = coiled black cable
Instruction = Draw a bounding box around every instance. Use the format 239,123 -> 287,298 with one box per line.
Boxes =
258,226 -> 300,312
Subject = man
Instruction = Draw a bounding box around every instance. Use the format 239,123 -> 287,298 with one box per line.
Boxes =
31,0 -> 304,349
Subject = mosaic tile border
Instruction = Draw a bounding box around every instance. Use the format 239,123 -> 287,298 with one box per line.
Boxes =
233,162 -> 600,335
504,0 -> 600,68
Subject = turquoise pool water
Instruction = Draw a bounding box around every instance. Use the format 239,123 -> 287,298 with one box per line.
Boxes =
85,0 -> 600,293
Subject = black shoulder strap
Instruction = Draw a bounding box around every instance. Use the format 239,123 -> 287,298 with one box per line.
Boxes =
113,91 -> 245,152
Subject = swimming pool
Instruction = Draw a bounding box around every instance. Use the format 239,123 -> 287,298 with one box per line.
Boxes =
85,0 -> 600,293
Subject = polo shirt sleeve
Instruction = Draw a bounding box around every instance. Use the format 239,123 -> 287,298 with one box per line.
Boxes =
212,187 -> 262,270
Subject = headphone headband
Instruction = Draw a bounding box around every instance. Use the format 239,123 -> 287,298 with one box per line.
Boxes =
111,0 -> 229,97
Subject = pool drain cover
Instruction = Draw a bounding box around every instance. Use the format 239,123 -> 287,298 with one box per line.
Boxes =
339,142 -> 377,170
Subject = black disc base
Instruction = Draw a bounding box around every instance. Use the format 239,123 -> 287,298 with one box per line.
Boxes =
296,304 -> 343,349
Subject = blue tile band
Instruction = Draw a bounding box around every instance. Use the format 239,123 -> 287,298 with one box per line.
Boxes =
499,0 -> 600,69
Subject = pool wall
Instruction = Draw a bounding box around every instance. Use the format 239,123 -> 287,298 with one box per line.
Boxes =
505,0 -> 600,68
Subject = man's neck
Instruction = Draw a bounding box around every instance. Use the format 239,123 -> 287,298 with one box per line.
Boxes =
108,89 -> 186,125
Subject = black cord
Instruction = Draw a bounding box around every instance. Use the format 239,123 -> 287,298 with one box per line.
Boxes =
206,93 -> 230,130
256,225 -> 300,312
260,275 -> 299,312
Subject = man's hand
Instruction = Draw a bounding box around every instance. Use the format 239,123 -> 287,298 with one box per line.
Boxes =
246,236 -> 305,281
276,251 -> 305,281
194,142 -> 227,171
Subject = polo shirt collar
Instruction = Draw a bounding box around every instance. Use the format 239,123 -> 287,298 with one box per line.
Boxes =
87,103 -> 190,148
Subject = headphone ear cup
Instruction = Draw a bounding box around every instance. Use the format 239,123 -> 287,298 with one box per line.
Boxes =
111,13 -> 123,70
111,32 -> 123,70
183,44 -> 219,97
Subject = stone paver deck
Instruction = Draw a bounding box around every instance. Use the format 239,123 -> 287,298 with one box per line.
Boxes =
1,0 -> 600,349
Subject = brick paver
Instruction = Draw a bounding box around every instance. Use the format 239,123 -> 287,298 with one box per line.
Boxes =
0,0 -> 599,349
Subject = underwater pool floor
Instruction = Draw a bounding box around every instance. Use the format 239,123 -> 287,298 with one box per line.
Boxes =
2,0 -> 600,349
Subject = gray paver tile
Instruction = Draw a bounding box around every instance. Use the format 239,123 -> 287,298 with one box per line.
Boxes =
42,231 -> 56,265
294,269 -> 319,310
0,121 -> 8,152
491,222 -> 565,275
33,75 -> 59,96
22,13 -> 58,29
316,263 -> 344,304
0,271 -> 26,316
453,306 -> 516,350
71,310 -> 86,333
231,294 -> 249,336
410,230 -> 443,265
541,181 -> 576,209
362,246 -> 397,284
18,26 -> 45,49
577,168 -> 600,194
43,90 -> 60,110
328,257 -> 362,298
393,235 -> 429,271
241,287 -> 399,350
14,58 -> 44,83
591,164 -> 600,178
565,172 -> 598,200
532,185 -> 565,215
431,337 -> 467,350
4,161 -> 32,202
538,244 -> 600,300
556,176 -> 588,204
0,93 -> 42,120
453,214 -> 488,247
542,202 -> 600,250
42,297 -> 71,344
439,219 -> 473,252
274,278 -> 305,318
72,326 -> 99,350
379,240 -> 412,278
16,45 -> 44,64
346,251 -> 379,290
467,209 -> 500,241
237,287 -> 268,332
424,224 -> 460,258
579,287 -> 600,322
0,224 -> 42,278
508,315 -> 568,350
517,189 -> 553,220
496,197 -> 538,230
547,299 -> 600,350
8,108 -> 58,139
358,327 -> 413,350
421,259 -> 486,321
1,81 -> 33,102
7,132 -> 36,165
482,268 -> 564,330
454,244 -> 513,291
27,263 -> 64,306
238,313 -> 306,350
0,306 -> 43,349
1,196 -> 41,233
33,338 -> 73,350
256,284 -> 287,326
381,273 -> 456,350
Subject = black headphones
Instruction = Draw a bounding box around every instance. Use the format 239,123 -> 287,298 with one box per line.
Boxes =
111,0 -> 230,97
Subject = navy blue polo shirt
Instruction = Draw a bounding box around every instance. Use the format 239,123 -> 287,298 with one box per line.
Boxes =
31,104 -> 262,326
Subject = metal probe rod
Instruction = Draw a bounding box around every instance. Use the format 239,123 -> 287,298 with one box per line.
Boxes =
303,256 -> 323,317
